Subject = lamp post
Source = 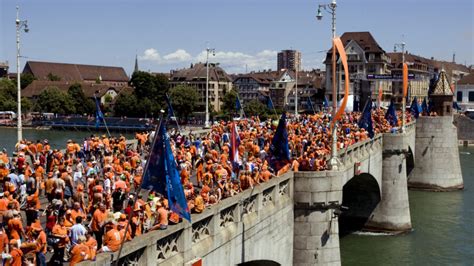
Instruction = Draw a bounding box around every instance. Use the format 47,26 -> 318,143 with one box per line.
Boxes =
295,66 -> 298,118
394,41 -> 406,132
317,0 -> 338,170
204,47 -> 215,128
15,6 -> 29,143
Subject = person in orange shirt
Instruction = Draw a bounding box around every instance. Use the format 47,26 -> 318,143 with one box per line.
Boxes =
7,239 -> 22,266
50,217 -> 69,265
31,222 -> 47,266
100,221 -> 122,253
84,231 -> 97,261
69,236 -> 89,266
7,212 -> 24,241
0,226 -> 9,254
91,203 -> 108,249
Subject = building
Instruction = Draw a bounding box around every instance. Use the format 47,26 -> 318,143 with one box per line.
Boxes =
169,63 -> 233,112
22,80 -> 132,105
324,32 -> 392,110
455,73 -> 474,111
388,52 -> 432,104
22,61 -> 129,87
233,70 -> 278,105
0,62 -> 8,78
278,50 -> 301,72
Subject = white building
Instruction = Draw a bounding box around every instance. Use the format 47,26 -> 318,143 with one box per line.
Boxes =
455,73 -> 474,111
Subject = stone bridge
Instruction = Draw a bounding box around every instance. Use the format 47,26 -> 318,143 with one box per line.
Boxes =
82,115 -> 464,265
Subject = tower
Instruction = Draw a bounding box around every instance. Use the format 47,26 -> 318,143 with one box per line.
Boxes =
134,54 -> 139,73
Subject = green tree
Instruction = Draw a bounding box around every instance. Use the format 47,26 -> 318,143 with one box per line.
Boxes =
47,72 -> 61,81
0,79 -> 17,111
20,73 -> 36,89
21,97 -> 32,113
67,83 -> 94,115
114,92 -> 138,117
169,85 -> 199,120
35,86 -> 75,114
129,71 -> 169,114
221,90 -> 239,115
244,99 -> 267,117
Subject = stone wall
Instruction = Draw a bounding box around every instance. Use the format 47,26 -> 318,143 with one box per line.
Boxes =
453,114 -> 474,142
79,172 -> 294,266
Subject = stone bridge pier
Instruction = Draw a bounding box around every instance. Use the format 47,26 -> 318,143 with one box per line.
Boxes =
294,127 -> 415,265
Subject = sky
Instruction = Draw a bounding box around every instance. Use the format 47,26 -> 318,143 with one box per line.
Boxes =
0,0 -> 473,75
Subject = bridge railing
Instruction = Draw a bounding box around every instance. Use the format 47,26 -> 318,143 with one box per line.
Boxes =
336,134 -> 383,168
80,171 -> 293,265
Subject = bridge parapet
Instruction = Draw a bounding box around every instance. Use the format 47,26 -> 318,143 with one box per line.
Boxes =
81,172 -> 294,266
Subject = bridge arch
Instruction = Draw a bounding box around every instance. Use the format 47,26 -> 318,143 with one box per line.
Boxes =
238,260 -> 281,266
339,173 -> 381,236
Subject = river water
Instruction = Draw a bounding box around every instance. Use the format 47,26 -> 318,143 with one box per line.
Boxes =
341,146 -> 474,265
0,128 -> 472,264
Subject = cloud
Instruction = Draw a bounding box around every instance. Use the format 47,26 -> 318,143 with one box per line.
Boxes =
139,48 -> 282,73
163,49 -> 192,62
139,48 -> 161,61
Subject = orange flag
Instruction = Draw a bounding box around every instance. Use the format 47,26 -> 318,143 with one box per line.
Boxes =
378,85 -> 383,107
331,37 -> 350,129
450,83 -> 455,93
402,63 -> 408,98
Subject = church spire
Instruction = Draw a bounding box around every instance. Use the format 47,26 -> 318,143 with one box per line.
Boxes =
134,54 -> 139,73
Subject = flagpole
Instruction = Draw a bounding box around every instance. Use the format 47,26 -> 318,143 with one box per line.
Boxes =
268,95 -> 278,116
113,112 -> 164,265
308,96 -> 316,114
166,93 -> 181,133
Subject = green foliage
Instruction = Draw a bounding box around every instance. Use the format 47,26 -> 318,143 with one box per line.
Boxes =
244,99 -> 267,117
104,94 -> 113,103
0,79 -> 17,111
221,90 -> 239,115
21,97 -> 32,113
35,86 -> 75,114
47,72 -> 61,81
20,73 -> 36,89
114,92 -> 139,117
67,83 -> 94,115
169,85 -> 199,120
127,71 -> 169,117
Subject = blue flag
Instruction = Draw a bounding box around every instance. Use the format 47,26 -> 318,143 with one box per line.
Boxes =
324,95 -> 329,109
235,97 -> 242,111
267,96 -> 274,110
165,94 -> 176,120
94,96 -> 104,129
141,121 -> 191,222
385,100 -> 398,127
306,96 -> 314,111
428,99 -> 434,113
453,101 -> 461,111
422,97 -> 429,114
410,97 -> 420,119
269,112 -> 290,172
358,100 -> 375,138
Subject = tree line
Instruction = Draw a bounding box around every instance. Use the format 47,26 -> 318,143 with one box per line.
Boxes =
0,71 -> 275,120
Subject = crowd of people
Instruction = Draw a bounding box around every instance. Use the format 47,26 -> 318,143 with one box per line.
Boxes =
0,109 -> 412,265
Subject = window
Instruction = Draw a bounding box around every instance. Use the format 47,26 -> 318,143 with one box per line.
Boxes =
457,91 -> 463,102
469,91 -> 474,102
369,54 -> 375,61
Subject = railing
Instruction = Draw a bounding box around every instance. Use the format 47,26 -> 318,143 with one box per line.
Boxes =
80,172 -> 293,266
337,134 -> 383,167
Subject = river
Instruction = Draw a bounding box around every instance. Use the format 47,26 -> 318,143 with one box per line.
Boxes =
0,127 -> 134,153
1,128 -> 472,264
341,146 -> 474,265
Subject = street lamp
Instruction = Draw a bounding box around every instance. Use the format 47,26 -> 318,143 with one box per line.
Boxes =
16,6 -> 29,143
204,47 -> 215,128
394,41 -> 406,132
316,0 -> 339,170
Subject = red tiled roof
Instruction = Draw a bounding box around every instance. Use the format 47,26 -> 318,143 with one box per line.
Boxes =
458,73 -> 474,85
22,80 -> 132,98
23,61 -> 129,82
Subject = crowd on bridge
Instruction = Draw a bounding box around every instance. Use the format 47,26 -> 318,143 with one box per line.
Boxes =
0,108 -> 413,265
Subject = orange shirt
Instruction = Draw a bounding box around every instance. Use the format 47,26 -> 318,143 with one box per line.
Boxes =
69,243 -> 90,266
85,237 -> 97,260
91,209 -> 108,232
0,230 -> 8,254
52,224 -> 69,248
71,209 -> 86,222
36,230 -> 47,253
7,248 -> 23,266
8,219 -> 22,240
104,228 -> 122,252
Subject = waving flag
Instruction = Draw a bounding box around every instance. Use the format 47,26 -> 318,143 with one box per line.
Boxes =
269,112 -> 290,172
428,99 -> 434,113
323,95 -> 329,109
385,100 -> 398,127
94,95 -> 104,129
141,121 -> 191,221
331,37 -> 350,129
378,86 -> 383,108
235,97 -> 242,111
358,100 -> 374,138
422,97 -> 429,114
230,122 -> 241,170
267,96 -> 274,110
453,101 -> 461,111
403,63 -> 408,98
410,97 -> 420,119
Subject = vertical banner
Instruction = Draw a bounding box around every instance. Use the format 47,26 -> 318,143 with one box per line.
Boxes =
331,37 -> 349,129
403,63 -> 408,98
